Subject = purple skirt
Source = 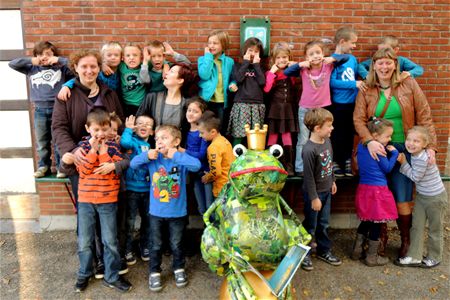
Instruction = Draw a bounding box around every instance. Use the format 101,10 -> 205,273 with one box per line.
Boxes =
355,184 -> 398,222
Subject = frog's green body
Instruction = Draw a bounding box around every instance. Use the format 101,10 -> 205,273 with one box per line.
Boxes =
201,148 -> 311,299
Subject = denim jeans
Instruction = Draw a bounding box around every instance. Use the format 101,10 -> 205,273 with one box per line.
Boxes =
192,173 -> 213,215
295,107 -> 310,173
149,215 -> 186,273
302,191 -> 332,254
34,106 -> 60,168
77,202 -> 121,282
125,191 -> 150,254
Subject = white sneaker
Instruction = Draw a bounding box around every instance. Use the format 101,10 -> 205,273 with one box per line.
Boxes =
395,256 -> 422,267
56,171 -> 67,178
421,257 -> 440,268
34,166 -> 48,178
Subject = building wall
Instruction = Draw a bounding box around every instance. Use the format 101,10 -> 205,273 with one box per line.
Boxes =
21,0 -> 449,218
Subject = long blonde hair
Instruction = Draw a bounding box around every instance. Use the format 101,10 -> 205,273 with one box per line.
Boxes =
366,48 -> 401,89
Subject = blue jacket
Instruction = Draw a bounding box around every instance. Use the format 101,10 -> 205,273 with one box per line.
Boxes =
198,53 -> 235,108
358,56 -> 424,80
357,143 -> 399,186
120,128 -> 151,192
130,151 -> 200,218
330,54 -> 359,104
186,130 -> 210,172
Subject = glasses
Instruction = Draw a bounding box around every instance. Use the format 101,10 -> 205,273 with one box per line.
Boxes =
136,122 -> 153,128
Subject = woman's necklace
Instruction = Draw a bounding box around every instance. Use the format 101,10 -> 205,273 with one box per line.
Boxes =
88,84 -> 99,97
380,85 -> 390,90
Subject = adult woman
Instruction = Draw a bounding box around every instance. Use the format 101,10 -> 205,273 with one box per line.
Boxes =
136,63 -> 197,133
353,48 -> 437,259
52,49 -> 124,186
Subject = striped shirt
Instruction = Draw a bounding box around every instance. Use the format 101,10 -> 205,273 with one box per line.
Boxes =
400,150 -> 445,196
77,137 -> 123,204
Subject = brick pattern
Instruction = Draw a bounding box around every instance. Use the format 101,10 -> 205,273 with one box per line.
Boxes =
23,1 -> 449,216
37,182 -> 75,215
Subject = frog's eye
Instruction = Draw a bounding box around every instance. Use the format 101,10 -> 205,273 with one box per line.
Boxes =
269,144 -> 283,158
233,144 -> 247,157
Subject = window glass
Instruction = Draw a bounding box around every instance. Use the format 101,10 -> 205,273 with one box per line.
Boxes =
0,158 -> 36,193
0,10 -> 23,50
0,62 -> 28,100
0,111 -> 32,148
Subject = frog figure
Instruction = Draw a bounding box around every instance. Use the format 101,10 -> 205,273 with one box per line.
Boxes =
201,124 -> 311,300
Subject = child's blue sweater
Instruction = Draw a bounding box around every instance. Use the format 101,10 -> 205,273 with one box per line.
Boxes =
330,54 -> 359,104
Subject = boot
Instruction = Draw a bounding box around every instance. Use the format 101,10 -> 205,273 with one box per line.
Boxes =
364,240 -> 389,266
283,146 -> 295,176
378,223 -> 388,256
397,214 -> 412,258
351,233 -> 366,260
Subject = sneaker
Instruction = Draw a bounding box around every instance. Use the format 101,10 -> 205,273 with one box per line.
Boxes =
317,251 -> 342,266
119,260 -> 129,275
95,263 -> 104,279
174,269 -> 188,288
149,272 -> 163,292
332,162 -> 345,177
103,277 -> 132,293
74,276 -> 90,292
56,170 -> 67,178
34,166 -> 48,178
344,159 -> 354,177
301,255 -> 313,271
125,252 -> 137,266
394,256 -> 422,267
141,248 -> 150,261
421,257 -> 440,268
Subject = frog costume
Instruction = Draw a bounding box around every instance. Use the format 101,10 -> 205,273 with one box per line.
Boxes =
201,124 -> 311,300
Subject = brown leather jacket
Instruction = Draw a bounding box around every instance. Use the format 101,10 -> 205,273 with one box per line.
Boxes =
353,77 -> 437,150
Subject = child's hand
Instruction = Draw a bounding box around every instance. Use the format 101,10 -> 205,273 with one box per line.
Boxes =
204,47 -> 211,54
229,83 -> 238,92
163,42 -> 175,56
331,182 -> 337,195
94,162 -> 115,175
386,145 -> 397,152
270,64 -> 279,74
323,57 -> 336,64
356,80 -> 367,92
115,135 -> 121,144
98,140 -> 108,154
397,153 -> 406,164
148,149 -> 158,160
253,52 -> 261,64
243,49 -> 252,61
299,61 -> 310,68
57,86 -> 71,101
400,71 -> 411,81
367,140 -> 386,161
311,198 -> 322,211
73,147 -> 88,166
125,115 -> 136,130
426,148 -> 436,165
143,47 -> 150,64
102,63 -> 114,76
167,147 -> 178,159
201,172 -> 212,183
47,56 -> 59,65
31,57 -> 40,66
62,153 -> 75,165
89,137 -> 100,152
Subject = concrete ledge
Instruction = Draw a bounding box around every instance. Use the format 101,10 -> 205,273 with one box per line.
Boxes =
39,215 -> 77,232
0,219 -> 41,233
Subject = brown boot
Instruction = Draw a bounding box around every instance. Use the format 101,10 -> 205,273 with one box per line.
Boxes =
351,233 -> 366,260
283,145 -> 295,176
364,240 -> 389,266
378,223 -> 388,256
397,214 -> 412,258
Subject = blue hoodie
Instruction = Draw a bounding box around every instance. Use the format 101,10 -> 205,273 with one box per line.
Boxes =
120,128 -> 152,192
330,54 -> 359,104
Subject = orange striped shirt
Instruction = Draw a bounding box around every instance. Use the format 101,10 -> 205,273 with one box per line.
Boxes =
77,140 -> 123,204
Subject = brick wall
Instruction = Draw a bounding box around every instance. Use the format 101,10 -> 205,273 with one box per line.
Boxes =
37,182 -> 75,215
23,0 -> 449,216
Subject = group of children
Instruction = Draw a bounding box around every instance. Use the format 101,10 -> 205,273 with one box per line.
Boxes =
9,25 -> 446,294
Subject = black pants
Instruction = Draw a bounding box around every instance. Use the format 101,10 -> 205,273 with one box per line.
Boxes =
330,103 -> 355,169
357,221 -> 382,241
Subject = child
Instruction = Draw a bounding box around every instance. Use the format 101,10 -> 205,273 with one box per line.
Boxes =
178,98 -> 212,214
263,42 -> 298,175
9,41 -> 74,178
284,40 -> 348,176
130,125 -> 200,292
140,40 -> 191,93
120,114 -> 155,265
330,27 -> 367,177
358,35 -> 424,80
198,111 -> 235,199
198,30 -> 236,128
227,37 -> 266,146
351,117 -> 399,266
396,126 -> 447,268
66,107 -> 131,293
300,108 -> 340,271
